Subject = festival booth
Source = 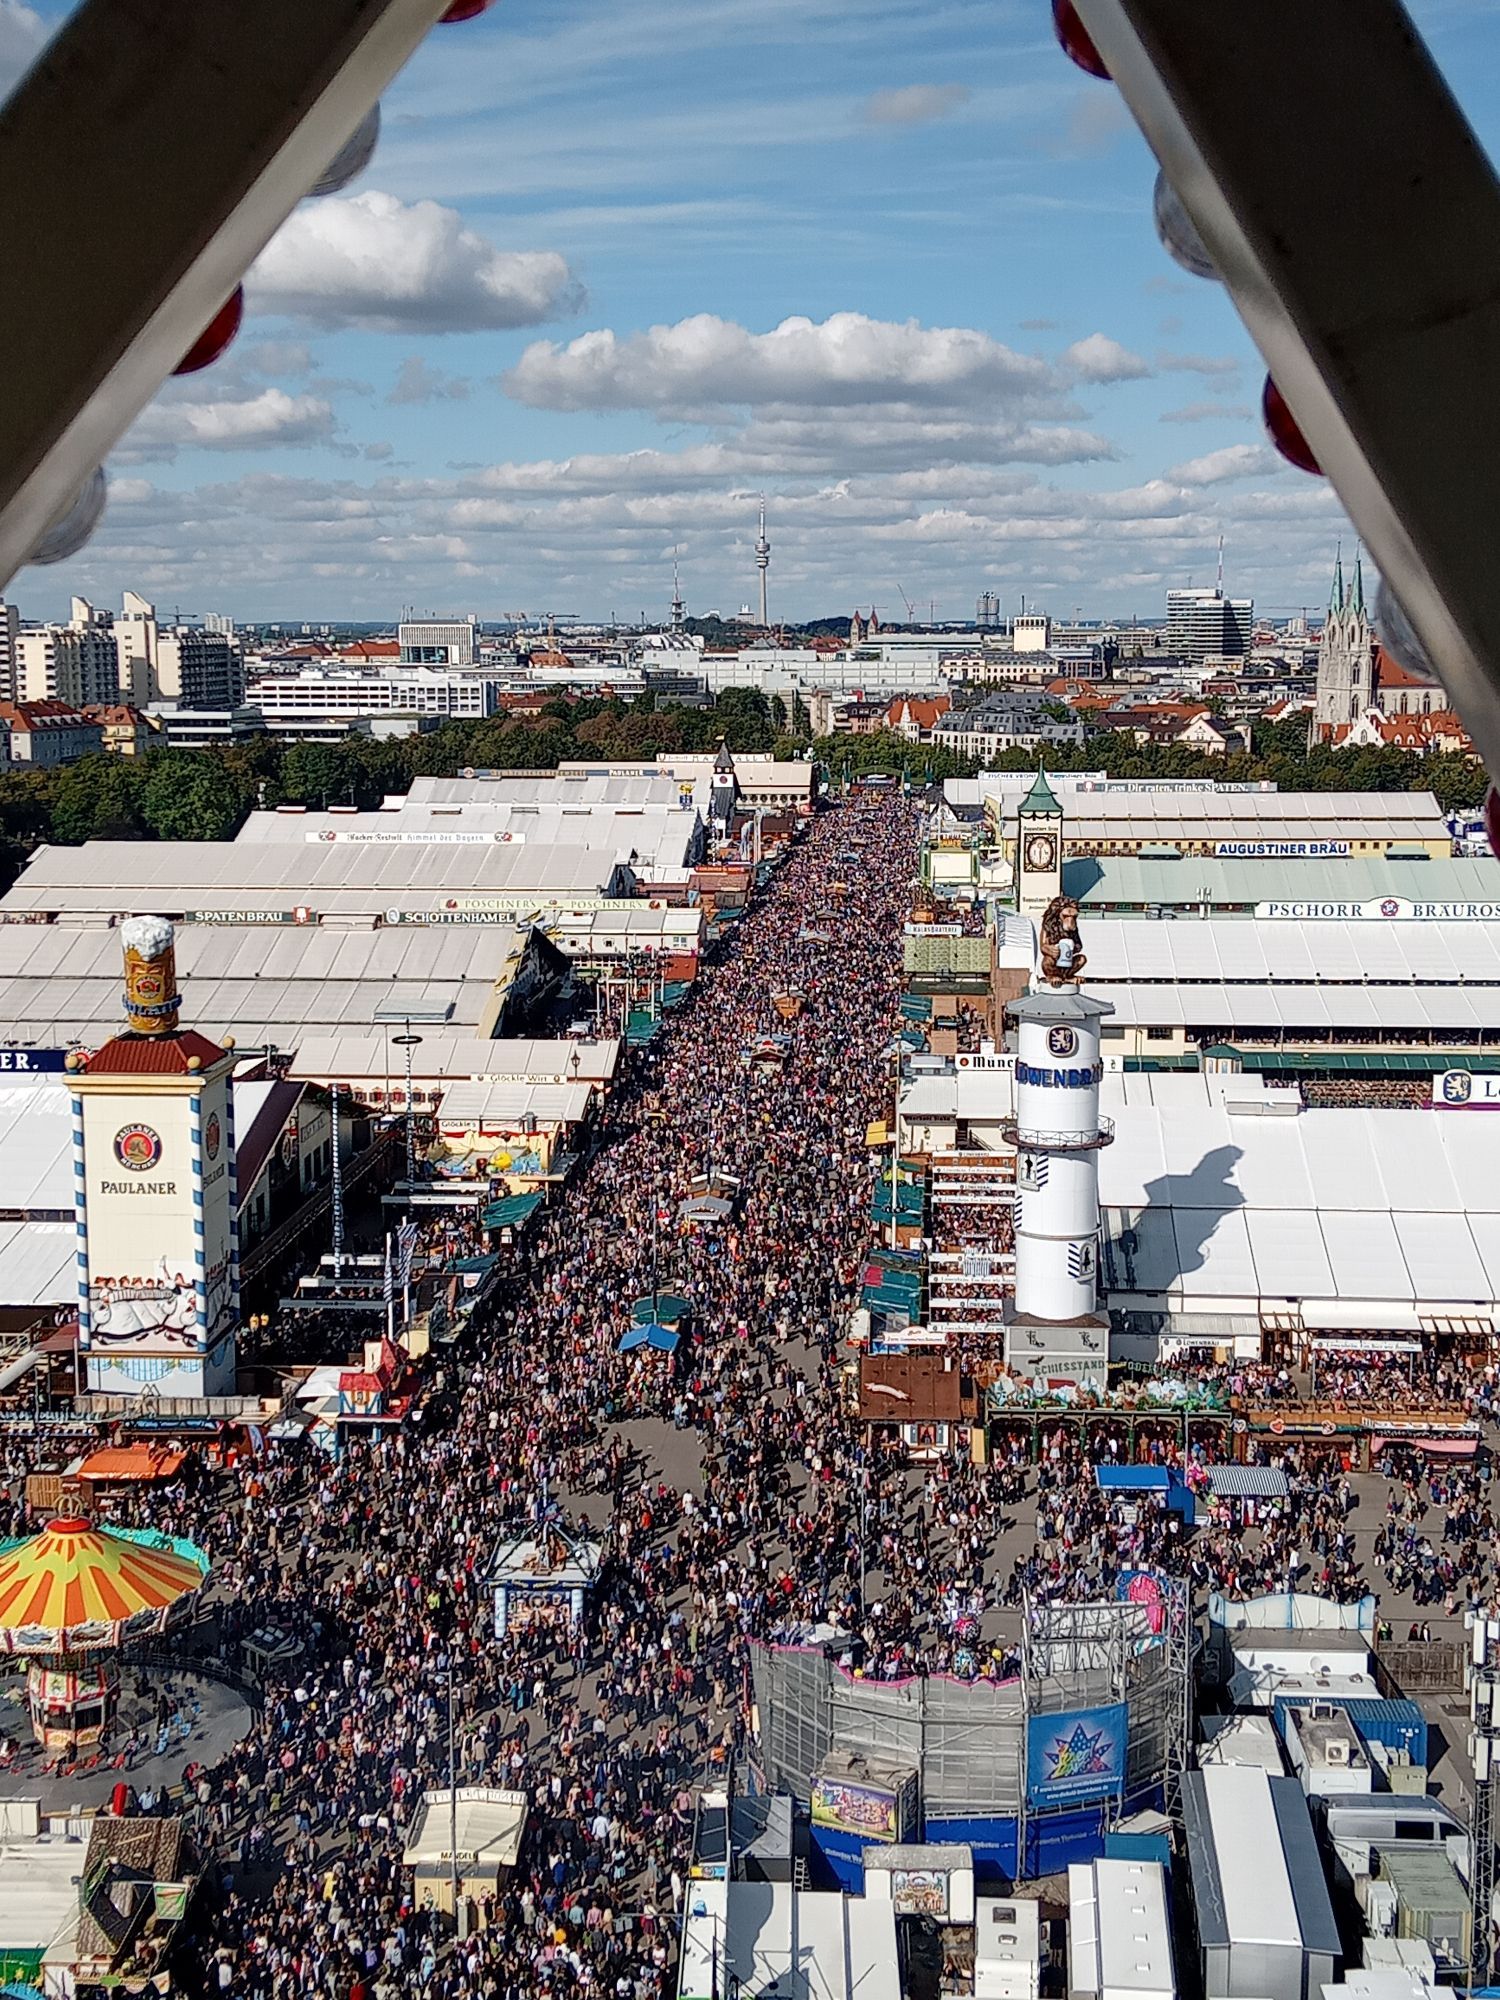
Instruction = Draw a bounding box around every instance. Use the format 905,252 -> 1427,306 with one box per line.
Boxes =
860,1352 -> 981,1461
337,1336 -> 414,1425
632,1292 -> 691,1336
871,1161 -> 928,1250
1094,1465 -> 1195,1526
73,1443 -> 187,1489
431,1079 -> 595,1195
986,1376 -> 1233,1464
861,1251 -> 925,1335
0,1518 -> 208,1752
745,1032 -> 791,1073
402,1786 -> 529,1917
481,1191 -> 544,1240
678,1170 -> 743,1233
1232,1403 -> 1479,1470
490,1523 -> 603,1638
619,1320 -> 679,1358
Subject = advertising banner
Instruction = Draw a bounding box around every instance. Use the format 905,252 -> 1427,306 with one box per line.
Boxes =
890,1869 -> 950,1918
810,1775 -> 900,1842
1026,1702 -> 1128,1808
1433,1071 -> 1500,1108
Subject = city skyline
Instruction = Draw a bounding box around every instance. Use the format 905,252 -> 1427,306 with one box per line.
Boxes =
2,0 -> 1496,623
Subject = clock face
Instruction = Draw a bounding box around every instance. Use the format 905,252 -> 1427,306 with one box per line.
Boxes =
1024,834 -> 1057,872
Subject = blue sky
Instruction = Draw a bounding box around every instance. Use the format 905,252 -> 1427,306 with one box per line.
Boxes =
5,0 -> 1499,625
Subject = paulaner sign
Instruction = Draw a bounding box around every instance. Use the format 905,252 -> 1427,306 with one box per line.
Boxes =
1256,897 -> 1500,920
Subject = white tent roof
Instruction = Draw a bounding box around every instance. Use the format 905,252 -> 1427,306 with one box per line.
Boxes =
1090,982 -> 1498,1032
1083,917 -> 1500,986
1101,1074 -> 1500,1315
436,1079 -> 595,1126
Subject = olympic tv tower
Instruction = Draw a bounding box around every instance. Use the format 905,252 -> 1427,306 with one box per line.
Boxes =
754,495 -> 771,626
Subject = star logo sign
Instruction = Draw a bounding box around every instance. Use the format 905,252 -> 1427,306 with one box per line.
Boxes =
1046,1721 -> 1114,1784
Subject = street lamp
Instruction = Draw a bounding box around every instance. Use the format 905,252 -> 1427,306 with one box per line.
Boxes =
392,1024 -> 423,1196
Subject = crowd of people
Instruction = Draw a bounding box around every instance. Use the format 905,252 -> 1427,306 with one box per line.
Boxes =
0,786 -> 1496,1999
9,795 -> 978,1999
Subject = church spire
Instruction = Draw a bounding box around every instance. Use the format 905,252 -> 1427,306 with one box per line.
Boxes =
1348,546 -> 1366,618
1329,543 -> 1345,618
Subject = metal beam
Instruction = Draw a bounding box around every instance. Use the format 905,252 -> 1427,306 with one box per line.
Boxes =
1071,0 -> 1500,779
0,0 -> 456,587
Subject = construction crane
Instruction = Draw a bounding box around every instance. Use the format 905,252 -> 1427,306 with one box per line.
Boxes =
895,585 -> 919,623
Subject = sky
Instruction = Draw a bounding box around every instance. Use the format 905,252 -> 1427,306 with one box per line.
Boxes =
3,0 -> 1498,628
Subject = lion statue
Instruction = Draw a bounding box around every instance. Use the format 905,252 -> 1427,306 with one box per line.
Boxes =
1038,894 -> 1087,987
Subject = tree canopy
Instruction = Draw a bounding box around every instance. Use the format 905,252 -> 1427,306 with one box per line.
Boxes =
0,689 -> 1480,895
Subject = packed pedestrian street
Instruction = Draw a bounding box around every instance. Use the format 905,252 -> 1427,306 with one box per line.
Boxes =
4,790 -> 1500,2000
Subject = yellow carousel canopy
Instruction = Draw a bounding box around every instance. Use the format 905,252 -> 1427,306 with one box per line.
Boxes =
0,1518 -> 207,1652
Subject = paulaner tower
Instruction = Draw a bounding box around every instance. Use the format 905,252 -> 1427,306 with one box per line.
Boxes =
1004,982 -> 1114,1394
67,916 -> 239,1400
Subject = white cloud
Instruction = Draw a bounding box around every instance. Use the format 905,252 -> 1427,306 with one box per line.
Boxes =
1158,350 -> 1242,377
0,0 -> 45,95
241,341 -> 316,379
1160,401 -> 1252,425
504,312 -> 1055,415
1062,334 -> 1151,384
1167,444 -> 1280,486
387,357 -> 471,406
860,83 -> 970,127
249,191 -> 583,334
126,388 -> 337,457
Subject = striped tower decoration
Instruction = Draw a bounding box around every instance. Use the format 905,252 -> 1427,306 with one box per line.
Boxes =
70,1085 -> 90,1346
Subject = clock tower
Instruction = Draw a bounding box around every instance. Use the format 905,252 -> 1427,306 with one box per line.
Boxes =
1016,771 -> 1063,919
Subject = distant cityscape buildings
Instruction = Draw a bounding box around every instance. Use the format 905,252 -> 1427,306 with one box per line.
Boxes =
0,540 -> 1473,770
1165,586 -> 1253,664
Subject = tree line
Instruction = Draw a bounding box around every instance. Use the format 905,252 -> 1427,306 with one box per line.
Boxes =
0,692 -> 1483,891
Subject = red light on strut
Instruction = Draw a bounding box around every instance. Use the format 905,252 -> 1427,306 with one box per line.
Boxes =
441,0 -> 495,19
1052,0 -> 1110,79
173,286 -> 244,376
1262,376 -> 1323,476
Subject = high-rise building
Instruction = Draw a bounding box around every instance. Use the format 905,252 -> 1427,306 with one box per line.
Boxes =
1313,548 -> 1374,730
154,629 -> 245,710
1166,586 -> 1253,662
1012,613 -> 1052,653
116,590 -> 159,706
68,597 -> 121,704
398,618 -> 476,666
0,600 -> 18,703
16,612 -> 118,708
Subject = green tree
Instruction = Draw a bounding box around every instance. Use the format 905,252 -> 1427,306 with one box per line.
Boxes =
49,755 -> 145,843
139,753 -> 249,841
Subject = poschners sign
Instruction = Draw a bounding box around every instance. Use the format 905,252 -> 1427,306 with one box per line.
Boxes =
1016,1060 -> 1104,1089
0,1048 -> 66,1072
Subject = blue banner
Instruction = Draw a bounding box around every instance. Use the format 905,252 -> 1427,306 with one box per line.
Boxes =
1026,1702 -> 1128,1808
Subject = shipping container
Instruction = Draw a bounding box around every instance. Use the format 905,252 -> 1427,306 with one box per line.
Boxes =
1271,1695 -> 1427,1770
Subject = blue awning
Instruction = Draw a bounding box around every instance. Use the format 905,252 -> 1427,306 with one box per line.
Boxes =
619,1322 -> 680,1354
1095,1466 -> 1173,1491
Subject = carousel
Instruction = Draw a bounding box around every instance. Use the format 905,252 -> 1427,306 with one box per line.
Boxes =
0,1517 -> 209,1752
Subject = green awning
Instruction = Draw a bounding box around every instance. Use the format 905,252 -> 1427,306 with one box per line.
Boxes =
482,1192 -> 543,1229
633,1292 -> 691,1326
